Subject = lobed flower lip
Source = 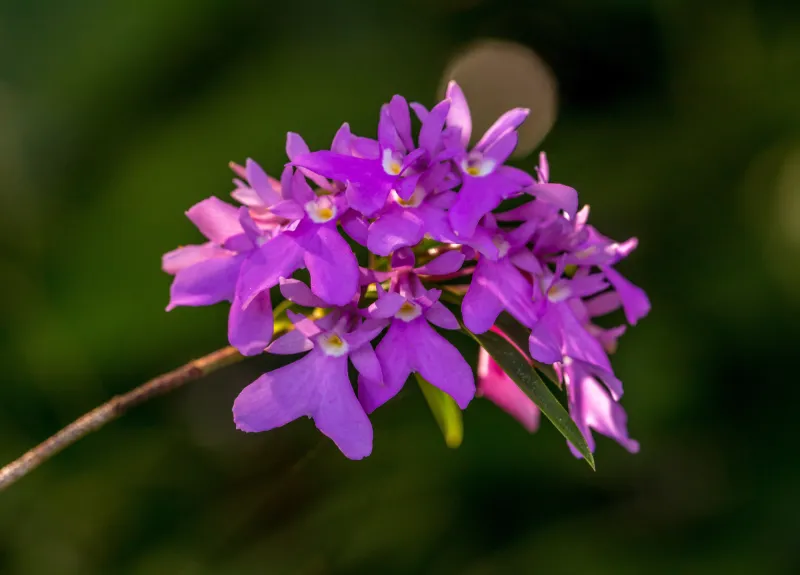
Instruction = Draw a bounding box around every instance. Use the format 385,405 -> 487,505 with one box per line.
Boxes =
164,81 -> 649,460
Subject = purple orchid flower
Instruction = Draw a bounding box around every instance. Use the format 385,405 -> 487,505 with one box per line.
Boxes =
233,306 -> 386,460
562,361 -> 639,456
461,214 -> 542,333
477,347 -> 540,433
292,95 -> 452,217
232,167 -> 360,326
163,198 -> 277,356
443,81 -> 535,238
357,259 -> 474,413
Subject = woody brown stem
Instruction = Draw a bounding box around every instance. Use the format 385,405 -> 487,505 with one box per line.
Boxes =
0,346 -> 244,491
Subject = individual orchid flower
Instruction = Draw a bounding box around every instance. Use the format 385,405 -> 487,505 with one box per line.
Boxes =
232,168 -> 360,341
443,81 -> 535,238
563,363 -> 639,456
461,214 -> 542,333
358,266 -> 474,413
233,306 -> 386,460
163,198 -> 276,356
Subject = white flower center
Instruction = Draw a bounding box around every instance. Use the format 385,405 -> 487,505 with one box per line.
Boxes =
395,300 -> 422,322
304,199 -> 337,223
460,152 -> 496,178
382,149 -> 404,176
492,235 -> 510,258
318,332 -> 350,357
391,185 -> 426,208
546,282 -> 571,303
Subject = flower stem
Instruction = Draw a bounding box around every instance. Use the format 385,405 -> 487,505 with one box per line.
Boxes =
0,346 -> 244,491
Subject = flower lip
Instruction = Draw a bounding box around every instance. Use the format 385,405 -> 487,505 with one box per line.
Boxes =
460,152 -> 496,177
395,300 -> 422,322
391,186 -> 426,208
304,199 -> 337,223
492,235 -> 510,258
318,332 -> 350,357
382,149 -> 404,176
547,282 -> 571,302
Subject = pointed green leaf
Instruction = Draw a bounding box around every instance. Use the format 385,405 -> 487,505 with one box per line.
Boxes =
494,312 -> 562,389
415,374 -> 463,448
467,329 -> 595,469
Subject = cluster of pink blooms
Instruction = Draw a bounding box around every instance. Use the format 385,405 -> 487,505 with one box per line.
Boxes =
163,82 -> 649,460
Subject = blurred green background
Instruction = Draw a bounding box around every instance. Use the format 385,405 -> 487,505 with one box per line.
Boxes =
2,0 -> 799,573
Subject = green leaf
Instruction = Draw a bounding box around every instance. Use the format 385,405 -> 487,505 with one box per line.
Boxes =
467,329 -> 596,470
494,312 -> 562,389
415,374 -> 463,448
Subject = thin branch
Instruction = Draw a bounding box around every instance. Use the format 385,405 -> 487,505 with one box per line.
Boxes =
0,346 -> 244,491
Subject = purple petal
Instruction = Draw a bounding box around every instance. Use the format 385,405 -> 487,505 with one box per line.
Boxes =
389,95 -> 414,151
287,310 -> 322,339
585,291 -> 621,317
289,170 -> 316,205
350,344 -> 383,384
345,180 -> 391,217
229,285 -> 274,356
528,308 -> 563,364
407,318 -> 475,409
496,165 -> 535,188
602,266 -> 651,325
445,81 -> 472,147
269,199 -> 305,220
415,204 -> 459,244
231,185 -> 263,207
378,104 -> 404,152
237,233 -> 305,308
360,321 -> 412,413
186,197 -> 243,244
280,278 -> 327,307
553,302 -> 612,370
509,249 -> 542,274
418,99 -> 451,155
162,243 -> 232,275
475,108 -> 529,150
410,102 -> 429,123
166,253 -> 242,311
449,176 -> 504,238
462,271 -> 505,334
569,374 -> 639,456
528,183 -> 579,219
424,302 -> 460,330
341,210 -> 369,246
266,329 -> 313,355
415,250 -> 465,276
344,318 -> 389,348
312,358 -> 373,459
233,352 -> 317,432
287,133 -> 329,191
331,123 -> 352,155
302,226 -> 359,306
233,350 -> 372,459
367,210 -> 424,256
482,130 -> 518,166
246,159 -> 281,206
367,291 -> 406,318
293,151 -> 389,190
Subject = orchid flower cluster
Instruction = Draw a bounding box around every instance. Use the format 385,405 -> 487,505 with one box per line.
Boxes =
162,82 -> 650,461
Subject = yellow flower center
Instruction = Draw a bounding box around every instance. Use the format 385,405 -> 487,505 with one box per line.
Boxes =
326,334 -> 344,348
317,207 -> 334,220
466,166 -> 481,177
399,302 -> 416,314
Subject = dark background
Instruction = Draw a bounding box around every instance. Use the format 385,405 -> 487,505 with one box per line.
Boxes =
1,0 -> 799,573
